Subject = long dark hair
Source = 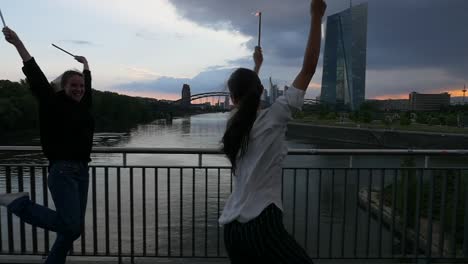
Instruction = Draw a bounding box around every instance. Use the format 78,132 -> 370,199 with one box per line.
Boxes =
222,68 -> 263,171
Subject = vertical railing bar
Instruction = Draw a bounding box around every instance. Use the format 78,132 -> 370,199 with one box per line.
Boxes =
81,165 -> 87,256
463,169 -> 468,258
117,167 -> 122,264
304,169 -> 310,252
341,169 -> 348,258
414,169 -> 422,258
143,168 -> 147,256
192,168 -> 196,257
92,167 -> 97,255
18,166 -> 26,253
30,166 -> 38,254
366,169 -> 372,257
391,169 -> 397,257
377,169 -> 384,258
205,168 -> 208,257
281,169 -> 284,202
104,167 -> 110,256
217,168 -> 221,257
424,156 -> 430,169
328,169 -> 335,258
180,168 -> 183,257
6,166 -> 14,253
353,169 -> 360,257
0,167 -> 2,253
450,171 -> 460,257
81,220 -> 86,255
349,155 -> 353,168
230,169 -> 233,193
198,154 -> 202,168
155,168 -> 159,257
426,169 -> 435,260
293,169 -> 297,237
130,167 -> 134,263
42,167 -> 49,254
167,168 -> 171,257
123,153 -> 127,167
402,167 -> 409,257
317,169 -> 322,258
439,170 -> 448,257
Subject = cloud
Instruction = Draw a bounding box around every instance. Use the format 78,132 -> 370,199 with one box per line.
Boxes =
61,40 -> 94,45
308,82 -> 321,90
114,65 -> 325,100
55,0 -> 252,81
168,0 -> 468,96
365,68 -> 465,98
125,66 -> 161,80
114,67 -> 235,96
135,30 -> 186,41
135,31 -> 160,41
38,0 -> 467,100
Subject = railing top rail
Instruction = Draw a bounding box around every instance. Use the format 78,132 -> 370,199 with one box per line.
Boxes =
0,146 -> 467,156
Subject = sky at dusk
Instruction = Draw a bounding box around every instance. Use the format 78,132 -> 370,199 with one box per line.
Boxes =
1,0 -> 467,100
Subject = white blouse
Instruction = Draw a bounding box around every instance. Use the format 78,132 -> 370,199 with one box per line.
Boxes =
219,86 -> 306,224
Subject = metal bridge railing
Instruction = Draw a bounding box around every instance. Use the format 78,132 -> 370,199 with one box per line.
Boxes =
0,147 -> 467,263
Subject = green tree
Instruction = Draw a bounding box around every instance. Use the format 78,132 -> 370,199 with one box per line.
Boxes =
415,113 -> 429,124
0,79 -> 190,134
361,111 -> 372,123
400,115 -> 411,126
446,114 -> 458,126
428,117 -> 440,126
326,112 -> 337,120
383,116 -> 393,127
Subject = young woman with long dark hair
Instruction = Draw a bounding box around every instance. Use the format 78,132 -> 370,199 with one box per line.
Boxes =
219,1 -> 327,263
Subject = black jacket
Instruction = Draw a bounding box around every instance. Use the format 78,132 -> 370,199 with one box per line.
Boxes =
22,58 -> 95,162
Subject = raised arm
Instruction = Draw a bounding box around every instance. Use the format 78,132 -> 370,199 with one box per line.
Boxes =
2,27 -> 32,62
292,0 -> 326,91
3,27 -> 54,101
75,56 -> 89,71
74,56 -> 92,107
253,46 -> 263,74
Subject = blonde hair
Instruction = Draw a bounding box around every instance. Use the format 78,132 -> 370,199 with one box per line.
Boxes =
50,70 -> 83,92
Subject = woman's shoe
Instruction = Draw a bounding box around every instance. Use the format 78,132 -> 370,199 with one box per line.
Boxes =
0,192 -> 29,207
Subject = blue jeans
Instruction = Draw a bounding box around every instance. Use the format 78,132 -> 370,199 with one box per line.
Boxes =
8,160 -> 89,264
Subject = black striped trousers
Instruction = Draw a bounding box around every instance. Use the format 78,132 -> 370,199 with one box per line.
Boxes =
223,204 -> 314,264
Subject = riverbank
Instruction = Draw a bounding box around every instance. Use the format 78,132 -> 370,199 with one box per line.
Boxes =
294,117 -> 468,135
358,188 -> 452,257
287,122 -> 468,149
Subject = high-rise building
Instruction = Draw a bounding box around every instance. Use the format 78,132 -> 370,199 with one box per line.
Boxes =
181,84 -> 191,107
409,92 -> 451,111
224,95 -> 230,109
366,99 -> 409,111
262,88 -> 269,104
269,77 -> 279,104
321,3 -> 368,111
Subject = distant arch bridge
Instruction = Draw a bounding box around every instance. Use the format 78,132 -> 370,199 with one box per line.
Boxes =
174,92 -> 230,103
173,92 -> 324,105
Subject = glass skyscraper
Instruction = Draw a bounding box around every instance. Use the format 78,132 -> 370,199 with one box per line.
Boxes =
320,3 -> 368,111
